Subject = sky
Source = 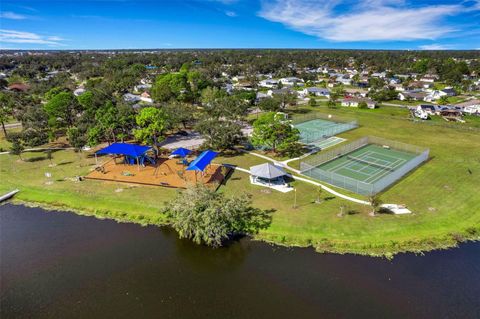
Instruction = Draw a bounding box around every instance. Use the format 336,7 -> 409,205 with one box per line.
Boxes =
1,0 -> 480,50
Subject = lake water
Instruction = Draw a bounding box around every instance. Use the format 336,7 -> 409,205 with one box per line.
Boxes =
1,204 -> 479,318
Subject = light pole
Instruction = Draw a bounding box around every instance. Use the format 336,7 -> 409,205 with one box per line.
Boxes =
293,188 -> 297,209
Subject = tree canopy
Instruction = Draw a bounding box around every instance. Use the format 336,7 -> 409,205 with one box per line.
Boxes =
165,184 -> 271,247
251,112 -> 301,155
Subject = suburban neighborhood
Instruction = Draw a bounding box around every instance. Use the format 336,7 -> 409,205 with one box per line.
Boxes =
1,0 -> 480,317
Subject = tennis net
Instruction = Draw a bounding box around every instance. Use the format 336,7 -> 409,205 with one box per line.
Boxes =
346,155 -> 397,172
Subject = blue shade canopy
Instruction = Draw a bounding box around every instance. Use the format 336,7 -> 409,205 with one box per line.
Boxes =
186,150 -> 218,172
171,147 -> 192,158
96,143 -> 151,157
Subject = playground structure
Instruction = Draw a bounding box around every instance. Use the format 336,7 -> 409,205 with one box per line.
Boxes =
86,143 -> 229,189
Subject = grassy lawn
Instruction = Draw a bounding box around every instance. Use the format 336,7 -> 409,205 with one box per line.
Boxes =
1,106 -> 479,256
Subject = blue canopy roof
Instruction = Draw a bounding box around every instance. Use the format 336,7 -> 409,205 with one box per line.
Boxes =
171,147 -> 192,158
186,150 -> 218,172
96,143 -> 151,157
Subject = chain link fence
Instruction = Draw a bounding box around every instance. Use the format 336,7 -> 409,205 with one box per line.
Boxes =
300,136 -> 430,195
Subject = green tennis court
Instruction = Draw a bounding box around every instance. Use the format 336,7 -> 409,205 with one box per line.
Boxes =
317,144 -> 416,184
311,136 -> 345,149
294,119 -> 356,144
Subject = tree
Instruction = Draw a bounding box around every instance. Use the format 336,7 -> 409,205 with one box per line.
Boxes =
10,138 -> 24,161
196,118 -> 243,150
258,97 -> 281,112
328,90 -> 341,109
327,99 -> 338,109
358,101 -> 368,109
0,92 -> 14,137
164,101 -> 195,130
67,127 -> 86,151
134,107 -> 168,145
368,195 -> 383,217
94,101 -> 120,143
200,86 -> 225,106
315,186 -> 323,204
273,91 -> 297,109
251,112 -> 300,155
308,98 -> 317,107
21,127 -> 48,147
206,96 -> 249,120
43,91 -> 78,129
151,80 -> 173,102
438,96 -> 449,105
165,184 -> 271,247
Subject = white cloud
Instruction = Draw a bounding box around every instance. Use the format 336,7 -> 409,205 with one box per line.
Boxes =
0,29 -> 64,46
419,44 -> 452,50
225,10 -> 237,17
259,0 -> 469,42
0,11 -> 28,20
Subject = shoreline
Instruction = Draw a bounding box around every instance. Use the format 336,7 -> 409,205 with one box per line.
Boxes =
4,198 -> 478,258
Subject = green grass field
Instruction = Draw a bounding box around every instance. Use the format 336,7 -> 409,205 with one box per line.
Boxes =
1,105 -> 479,256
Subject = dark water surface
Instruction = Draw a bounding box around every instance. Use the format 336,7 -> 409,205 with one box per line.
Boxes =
1,204 -> 479,319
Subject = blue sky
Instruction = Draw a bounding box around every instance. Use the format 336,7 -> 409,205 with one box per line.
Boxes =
1,0 -> 479,50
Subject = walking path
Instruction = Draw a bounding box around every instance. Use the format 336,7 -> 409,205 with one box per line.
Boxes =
0,147 -> 74,155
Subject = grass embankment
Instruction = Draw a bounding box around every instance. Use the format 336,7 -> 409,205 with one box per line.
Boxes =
1,106 -> 479,256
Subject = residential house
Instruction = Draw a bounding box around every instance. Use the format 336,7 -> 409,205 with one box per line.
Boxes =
8,83 -> 29,92
419,75 -> 438,83
300,87 -> 330,97
279,77 -> 304,87
267,88 -> 294,97
134,83 -> 152,92
344,88 -> 368,98
335,76 -> 352,86
233,82 -> 253,91
440,88 -> 456,96
398,91 -> 428,101
424,88 -> 456,102
455,99 -> 480,115
256,92 -> 269,100
391,84 -> 405,92
371,72 -> 387,78
123,93 -> 141,103
416,104 -> 437,116
73,88 -> 86,96
341,97 -> 376,109
232,75 -> 246,82
140,91 -> 153,103
408,81 -> 433,90
259,79 -> 279,88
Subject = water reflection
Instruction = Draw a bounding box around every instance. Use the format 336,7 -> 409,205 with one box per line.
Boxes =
1,204 -> 479,319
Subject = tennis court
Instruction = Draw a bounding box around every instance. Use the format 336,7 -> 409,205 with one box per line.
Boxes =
311,136 -> 345,150
318,144 -> 416,184
294,118 -> 357,144
300,136 -> 429,195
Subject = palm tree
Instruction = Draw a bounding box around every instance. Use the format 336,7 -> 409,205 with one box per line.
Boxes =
337,204 -> 347,218
315,186 -> 323,204
368,195 -> 382,217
